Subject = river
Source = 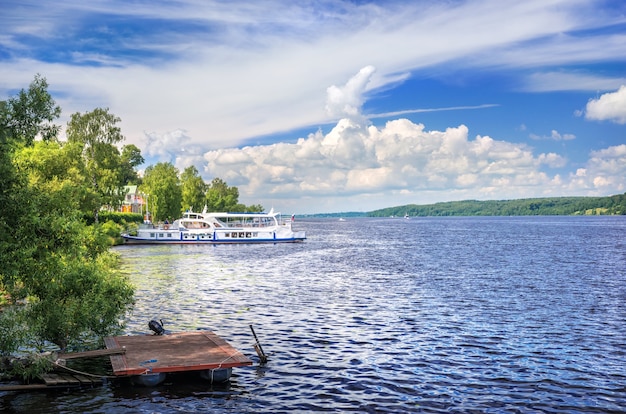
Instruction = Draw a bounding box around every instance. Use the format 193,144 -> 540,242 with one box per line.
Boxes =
2,216 -> 625,413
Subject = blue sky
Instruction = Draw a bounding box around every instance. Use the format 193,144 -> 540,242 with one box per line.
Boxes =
2,0 -> 625,214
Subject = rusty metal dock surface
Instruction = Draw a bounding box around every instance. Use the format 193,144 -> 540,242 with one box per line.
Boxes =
104,331 -> 252,376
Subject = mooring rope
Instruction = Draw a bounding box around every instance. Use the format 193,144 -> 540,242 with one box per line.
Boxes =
52,359 -> 118,379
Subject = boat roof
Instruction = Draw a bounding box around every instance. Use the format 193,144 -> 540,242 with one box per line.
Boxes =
183,210 -> 279,218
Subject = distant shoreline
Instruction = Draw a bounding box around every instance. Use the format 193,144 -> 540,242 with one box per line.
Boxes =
301,193 -> 626,217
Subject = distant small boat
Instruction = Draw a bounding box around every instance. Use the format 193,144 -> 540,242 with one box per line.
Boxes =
338,218 -> 346,221
404,213 -> 410,219
122,207 -> 305,244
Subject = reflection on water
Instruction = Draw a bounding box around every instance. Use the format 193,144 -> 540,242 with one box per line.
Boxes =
1,216 -> 625,413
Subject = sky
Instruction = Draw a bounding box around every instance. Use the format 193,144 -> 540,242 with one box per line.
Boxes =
1,0 -> 626,214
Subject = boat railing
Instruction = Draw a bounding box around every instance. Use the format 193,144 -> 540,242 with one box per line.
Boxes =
136,223 -> 156,230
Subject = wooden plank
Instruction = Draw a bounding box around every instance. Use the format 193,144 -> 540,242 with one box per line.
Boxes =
199,331 -> 252,365
104,336 -> 128,374
42,372 -> 75,386
42,372 -> 104,387
57,348 -> 126,360
0,383 -> 51,391
42,373 -> 62,385
70,373 -> 102,385
105,331 -> 252,376
0,373 -> 104,391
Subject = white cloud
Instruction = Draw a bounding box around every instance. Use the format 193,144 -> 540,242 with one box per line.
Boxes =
325,66 -> 375,122
565,144 -> 626,194
538,152 -> 567,168
584,85 -> 626,124
2,0 -> 625,152
587,144 -> 626,175
524,71 -> 626,92
529,130 -> 576,141
143,129 -> 192,162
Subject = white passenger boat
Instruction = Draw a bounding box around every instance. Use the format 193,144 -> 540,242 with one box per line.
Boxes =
122,207 -> 306,244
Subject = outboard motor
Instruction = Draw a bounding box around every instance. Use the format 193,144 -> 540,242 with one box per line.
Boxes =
148,319 -> 165,335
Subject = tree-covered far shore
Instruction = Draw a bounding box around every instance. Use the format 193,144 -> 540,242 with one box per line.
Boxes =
368,194 -> 626,217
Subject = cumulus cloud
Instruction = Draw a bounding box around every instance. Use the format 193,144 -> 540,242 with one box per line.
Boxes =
567,144 -> 626,194
142,129 -> 208,171
190,67 -> 626,213
325,66 -> 376,122
143,129 -> 192,161
203,115 -> 589,212
202,112 -> 576,212
583,85 -> 626,124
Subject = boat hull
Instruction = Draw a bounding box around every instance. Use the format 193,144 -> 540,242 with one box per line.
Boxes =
122,233 -> 306,244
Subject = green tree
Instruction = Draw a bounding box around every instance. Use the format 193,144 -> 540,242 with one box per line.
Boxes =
12,140 -> 98,216
180,166 -> 207,212
245,204 -> 265,213
205,177 -> 240,212
66,108 -> 125,222
1,74 -> 61,145
0,77 -> 134,380
120,144 -> 144,185
141,162 -> 182,222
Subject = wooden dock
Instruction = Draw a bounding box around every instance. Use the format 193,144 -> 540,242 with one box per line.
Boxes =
0,330 -> 253,392
0,372 -> 103,392
42,372 -> 104,388
104,331 -> 253,376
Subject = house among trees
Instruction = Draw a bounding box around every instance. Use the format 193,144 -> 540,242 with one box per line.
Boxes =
120,185 -> 145,214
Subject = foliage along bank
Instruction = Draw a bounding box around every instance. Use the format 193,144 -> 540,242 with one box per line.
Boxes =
0,75 -> 136,381
0,74 -> 264,381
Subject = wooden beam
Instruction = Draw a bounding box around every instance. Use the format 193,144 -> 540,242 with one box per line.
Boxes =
0,383 -> 50,391
57,348 -> 126,360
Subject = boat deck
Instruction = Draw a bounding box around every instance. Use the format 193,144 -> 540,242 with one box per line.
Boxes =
104,331 -> 253,376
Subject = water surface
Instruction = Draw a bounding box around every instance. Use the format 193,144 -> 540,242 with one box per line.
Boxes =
2,216 -> 625,413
